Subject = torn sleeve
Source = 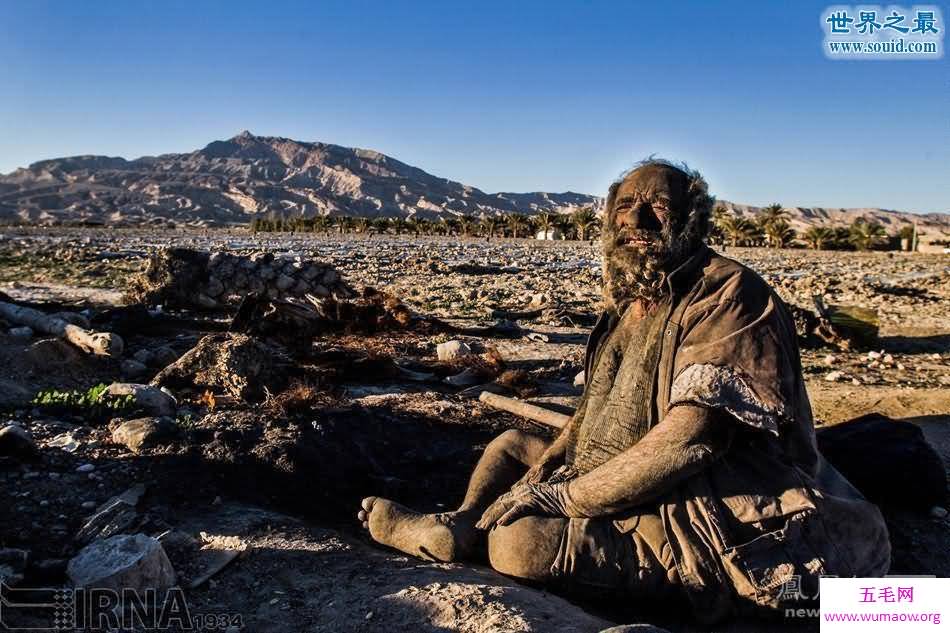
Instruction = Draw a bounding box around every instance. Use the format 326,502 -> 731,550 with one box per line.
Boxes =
669,363 -> 786,435
670,275 -> 802,435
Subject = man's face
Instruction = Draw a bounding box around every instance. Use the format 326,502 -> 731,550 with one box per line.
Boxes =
608,164 -> 689,255
602,164 -> 690,309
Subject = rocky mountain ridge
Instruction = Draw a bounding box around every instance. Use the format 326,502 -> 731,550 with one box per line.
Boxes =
1,131 -> 947,235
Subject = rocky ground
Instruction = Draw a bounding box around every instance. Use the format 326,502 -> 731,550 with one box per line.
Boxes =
0,227 -> 948,633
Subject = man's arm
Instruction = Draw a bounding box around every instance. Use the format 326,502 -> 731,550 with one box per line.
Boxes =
564,404 -> 733,517
478,404 -> 733,528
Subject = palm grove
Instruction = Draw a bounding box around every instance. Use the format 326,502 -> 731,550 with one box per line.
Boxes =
250,204 -> 907,251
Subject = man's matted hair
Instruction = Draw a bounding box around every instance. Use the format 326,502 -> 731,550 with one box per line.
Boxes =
604,157 -> 715,246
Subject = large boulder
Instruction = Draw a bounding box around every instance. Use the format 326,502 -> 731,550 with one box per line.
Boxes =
151,333 -> 291,401
67,534 -> 175,592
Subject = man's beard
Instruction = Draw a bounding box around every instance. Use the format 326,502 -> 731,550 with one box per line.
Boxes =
602,223 -> 686,314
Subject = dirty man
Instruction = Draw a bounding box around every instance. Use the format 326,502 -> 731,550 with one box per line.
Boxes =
358,160 -> 890,623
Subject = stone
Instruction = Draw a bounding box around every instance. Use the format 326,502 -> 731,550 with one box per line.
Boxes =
301,265 -> 322,281
311,284 -> 330,297
823,354 -> 837,366
257,265 -> 276,281
275,274 -> 295,291
121,359 -> 148,379
320,269 -> 339,286
931,506 -> 948,519
105,383 -> 177,416
824,371 -> 844,382
67,534 -> 175,592
0,548 -> 29,586
151,346 -> 179,368
194,293 -> 219,309
247,277 -> 266,294
205,276 -> 225,297
0,379 -> 32,409
437,340 -> 472,362
8,326 -> 33,340
573,370 -> 586,387
0,424 -> 37,459
76,463 -> 95,473
292,279 -> 311,295
111,417 -> 177,454
132,349 -> 153,365
75,484 -> 147,544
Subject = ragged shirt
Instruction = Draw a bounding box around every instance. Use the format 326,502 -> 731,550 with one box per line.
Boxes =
566,298 -> 669,475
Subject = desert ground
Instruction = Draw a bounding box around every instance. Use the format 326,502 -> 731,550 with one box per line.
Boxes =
1,227 -> 948,633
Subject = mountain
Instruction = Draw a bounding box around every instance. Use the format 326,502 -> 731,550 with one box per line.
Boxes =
714,201 -> 950,238
1,132 -> 947,235
0,132 -> 599,227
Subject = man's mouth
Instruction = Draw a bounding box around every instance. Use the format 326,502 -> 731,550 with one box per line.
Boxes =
616,233 -> 659,248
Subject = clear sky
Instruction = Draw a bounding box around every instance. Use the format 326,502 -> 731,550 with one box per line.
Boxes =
1,1 -> 947,212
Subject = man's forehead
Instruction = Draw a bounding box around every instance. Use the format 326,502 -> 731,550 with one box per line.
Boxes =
616,165 -> 689,198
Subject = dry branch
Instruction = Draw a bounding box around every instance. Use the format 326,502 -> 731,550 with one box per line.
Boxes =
0,300 -> 123,357
478,391 -> 571,429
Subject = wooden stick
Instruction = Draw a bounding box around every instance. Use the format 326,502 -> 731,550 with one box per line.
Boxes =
0,300 -> 124,357
478,391 -> 571,429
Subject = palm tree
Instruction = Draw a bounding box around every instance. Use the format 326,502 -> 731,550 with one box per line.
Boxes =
355,217 -> 371,234
555,214 -> 576,240
371,217 -> 390,235
756,203 -> 788,228
708,205 -> 730,245
405,217 -> 423,236
457,215 -> 476,237
572,207 -> 598,241
763,219 -> 796,248
848,219 -> 886,251
480,216 -> 501,239
803,226 -> 834,250
506,213 -> 531,239
717,214 -> 758,247
534,212 -> 556,240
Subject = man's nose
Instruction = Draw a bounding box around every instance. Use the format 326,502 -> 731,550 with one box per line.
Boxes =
616,206 -> 642,229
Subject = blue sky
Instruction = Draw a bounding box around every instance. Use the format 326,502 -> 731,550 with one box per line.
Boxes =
1,1 -> 947,212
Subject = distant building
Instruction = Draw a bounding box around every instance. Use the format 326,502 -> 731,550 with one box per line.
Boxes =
535,228 -> 562,240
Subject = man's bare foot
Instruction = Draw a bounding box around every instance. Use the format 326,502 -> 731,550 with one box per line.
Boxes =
358,497 -> 480,562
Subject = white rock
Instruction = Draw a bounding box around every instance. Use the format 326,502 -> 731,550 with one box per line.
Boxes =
824,371 -> 844,382
105,383 -> 177,417
437,340 -> 472,362
867,351 -> 882,360
76,463 -> 95,473
67,534 -> 175,592
930,506 -> 948,519
573,370 -> 586,387
822,354 -> 837,366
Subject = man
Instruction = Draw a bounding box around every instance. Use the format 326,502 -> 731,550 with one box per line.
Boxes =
358,160 -> 890,622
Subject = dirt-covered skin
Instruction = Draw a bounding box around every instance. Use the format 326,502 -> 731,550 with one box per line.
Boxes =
0,227 -> 947,632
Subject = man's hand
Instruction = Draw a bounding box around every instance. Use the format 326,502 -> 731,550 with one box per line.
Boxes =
518,457 -> 560,486
475,482 -> 573,529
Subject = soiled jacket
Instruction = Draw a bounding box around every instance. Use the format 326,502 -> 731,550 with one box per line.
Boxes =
583,245 -> 890,622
